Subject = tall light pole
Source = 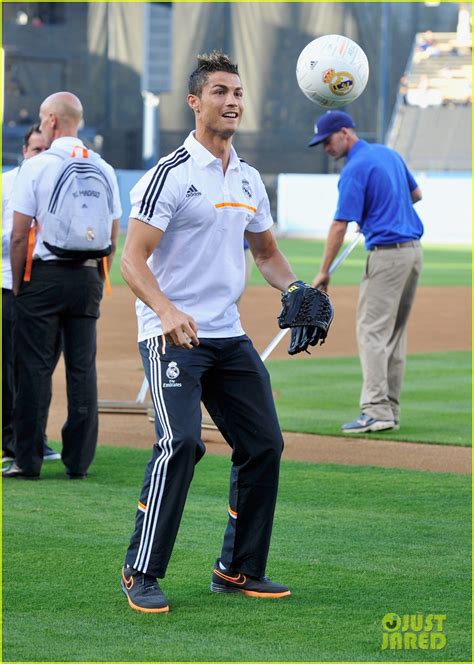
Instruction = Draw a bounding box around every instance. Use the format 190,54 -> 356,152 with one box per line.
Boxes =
142,92 -> 160,170
141,2 -> 172,168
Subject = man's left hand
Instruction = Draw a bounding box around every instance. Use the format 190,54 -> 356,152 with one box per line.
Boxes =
311,270 -> 330,292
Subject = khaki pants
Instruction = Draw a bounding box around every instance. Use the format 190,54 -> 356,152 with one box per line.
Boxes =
356,243 -> 423,421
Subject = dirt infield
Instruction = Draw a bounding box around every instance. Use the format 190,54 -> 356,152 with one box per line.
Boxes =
48,285 -> 471,475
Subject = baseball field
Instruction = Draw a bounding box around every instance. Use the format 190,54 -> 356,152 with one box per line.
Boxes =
2,238 -> 471,662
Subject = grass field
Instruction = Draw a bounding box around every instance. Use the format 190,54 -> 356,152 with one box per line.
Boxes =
267,351 -> 471,446
256,239 -> 472,288
109,236 -> 471,288
2,447 -> 471,662
108,234 -> 470,447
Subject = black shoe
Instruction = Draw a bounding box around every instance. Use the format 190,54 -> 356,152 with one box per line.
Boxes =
2,462 -> 40,480
210,562 -> 291,598
43,445 -> 61,461
120,566 -> 169,613
65,472 -> 88,480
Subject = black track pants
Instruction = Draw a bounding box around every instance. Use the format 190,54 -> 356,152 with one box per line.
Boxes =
125,335 -> 284,579
13,261 -> 102,476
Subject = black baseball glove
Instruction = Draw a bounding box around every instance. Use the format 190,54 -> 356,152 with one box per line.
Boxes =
278,280 -> 334,355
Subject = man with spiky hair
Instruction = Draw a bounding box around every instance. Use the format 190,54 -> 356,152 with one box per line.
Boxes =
120,51 -> 300,612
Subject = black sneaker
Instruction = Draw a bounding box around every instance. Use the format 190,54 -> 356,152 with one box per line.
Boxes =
120,567 -> 169,613
2,461 -> 40,480
211,563 -> 291,598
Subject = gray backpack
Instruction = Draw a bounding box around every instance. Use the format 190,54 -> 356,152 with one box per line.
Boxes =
41,146 -> 114,259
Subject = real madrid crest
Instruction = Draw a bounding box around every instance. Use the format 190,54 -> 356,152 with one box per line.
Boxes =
322,69 -> 354,96
242,179 -> 252,199
166,361 -> 180,380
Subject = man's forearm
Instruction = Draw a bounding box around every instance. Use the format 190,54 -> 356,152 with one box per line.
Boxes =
311,220 -> 348,290
121,250 -> 174,318
106,219 -> 120,272
254,249 -> 297,292
320,221 -> 348,272
10,235 -> 28,295
121,248 -> 199,347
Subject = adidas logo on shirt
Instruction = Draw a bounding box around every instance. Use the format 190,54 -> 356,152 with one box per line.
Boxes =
186,184 -> 201,198
185,184 -> 201,198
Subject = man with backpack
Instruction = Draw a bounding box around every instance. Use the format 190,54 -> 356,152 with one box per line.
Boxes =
4,92 -> 122,480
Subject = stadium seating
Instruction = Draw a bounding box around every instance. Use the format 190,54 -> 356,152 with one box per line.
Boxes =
388,32 -> 471,171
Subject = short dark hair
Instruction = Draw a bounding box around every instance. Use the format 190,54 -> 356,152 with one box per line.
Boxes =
23,123 -> 41,148
188,50 -> 240,96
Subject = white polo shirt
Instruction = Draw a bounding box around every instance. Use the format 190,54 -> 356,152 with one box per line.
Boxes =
130,131 -> 274,340
11,137 -> 122,261
2,167 -> 20,289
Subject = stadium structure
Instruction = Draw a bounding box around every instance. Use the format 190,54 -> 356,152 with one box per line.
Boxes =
3,2 -> 469,174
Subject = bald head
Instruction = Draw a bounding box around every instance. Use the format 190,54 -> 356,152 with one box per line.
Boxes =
39,91 -> 83,147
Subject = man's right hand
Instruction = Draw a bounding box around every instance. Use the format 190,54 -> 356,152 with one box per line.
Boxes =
160,305 -> 199,349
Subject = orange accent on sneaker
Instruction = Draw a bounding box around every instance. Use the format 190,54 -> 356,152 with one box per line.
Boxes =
125,595 -> 169,613
121,567 -> 169,613
213,568 -> 247,585
122,568 -> 134,590
241,588 -> 292,599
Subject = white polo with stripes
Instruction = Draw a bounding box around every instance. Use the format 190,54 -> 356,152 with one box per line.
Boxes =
11,136 -> 122,262
130,131 -> 274,341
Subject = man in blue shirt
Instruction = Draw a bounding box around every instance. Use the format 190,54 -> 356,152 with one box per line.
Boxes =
310,111 -> 423,434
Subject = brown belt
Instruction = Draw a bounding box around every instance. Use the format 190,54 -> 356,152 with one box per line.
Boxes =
371,240 -> 420,251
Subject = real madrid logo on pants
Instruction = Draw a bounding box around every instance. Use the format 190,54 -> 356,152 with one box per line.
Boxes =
166,361 -> 180,380
163,360 -> 182,388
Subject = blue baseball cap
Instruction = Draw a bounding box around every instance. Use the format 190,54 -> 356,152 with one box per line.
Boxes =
308,110 -> 356,147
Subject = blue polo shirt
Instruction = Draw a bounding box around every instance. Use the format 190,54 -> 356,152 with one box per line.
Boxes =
334,140 -> 424,249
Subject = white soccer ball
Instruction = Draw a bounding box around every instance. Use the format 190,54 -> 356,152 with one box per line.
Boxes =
296,34 -> 369,108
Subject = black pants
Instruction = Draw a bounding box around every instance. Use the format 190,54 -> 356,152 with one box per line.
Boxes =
13,261 -> 103,476
3,288 -> 62,457
2,289 -> 15,455
125,335 -> 284,579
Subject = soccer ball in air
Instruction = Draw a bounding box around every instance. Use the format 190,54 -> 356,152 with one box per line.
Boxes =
296,34 -> 369,108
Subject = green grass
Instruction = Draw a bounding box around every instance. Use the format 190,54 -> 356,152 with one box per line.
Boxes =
249,239 -> 471,288
109,238 -> 125,287
2,447 -> 471,662
110,235 -> 471,288
267,351 -> 471,446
